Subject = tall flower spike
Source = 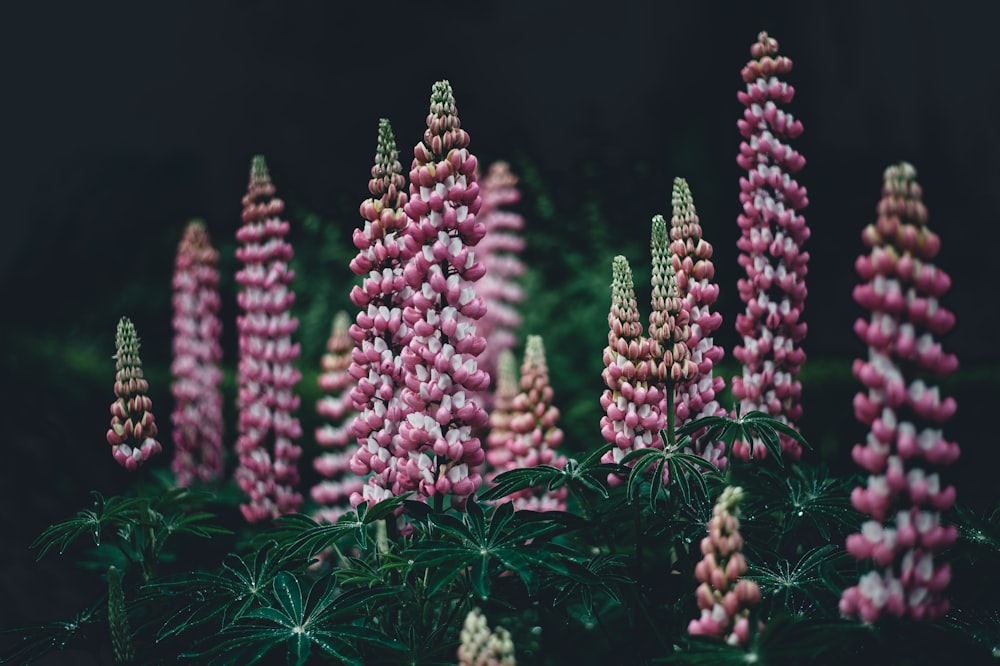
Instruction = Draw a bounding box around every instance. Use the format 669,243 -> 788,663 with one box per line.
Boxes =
234,155 -> 303,522
488,336 -> 567,511
732,31 -> 810,461
346,118 -> 413,509
688,486 -> 763,647
600,256 -> 663,481
840,163 -> 959,623
170,220 -> 224,487
396,80 -> 489,506
457,608 -> 517,666
312,311 -> 363,523
107,317 -> 162,471
475,161 -> 527,392
486,349 -> 519,471
668,180 -> 727,469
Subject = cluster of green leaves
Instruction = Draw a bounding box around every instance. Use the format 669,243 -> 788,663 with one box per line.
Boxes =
5,413 -> 1000,664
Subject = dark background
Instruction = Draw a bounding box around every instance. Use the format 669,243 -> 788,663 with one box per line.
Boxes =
2,0 -> 998,636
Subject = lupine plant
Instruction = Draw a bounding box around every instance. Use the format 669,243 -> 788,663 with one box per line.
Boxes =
312,310 -> 363,523
840,163 -> 960,623
170,219 -> 225,487
475,161 -> 526,390
732,31 -> 810,462
6,37 -> 999,666
235,155 -> 304,522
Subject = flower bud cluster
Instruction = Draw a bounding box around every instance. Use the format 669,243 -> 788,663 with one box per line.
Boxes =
170,220 -> 224,487
393,80 -> 490,505
457,608 -> 516,666
107,317 -> 162,471
688,486 -> 763,647
840,163 -> 959,623
487,336 -> 567,511
234,156 -> 303,522
346,118 -> 414,509
732,31 -> 810,461
475,161 -> 526,391
486,349 -> 519,460
668,180 -> 727,469
312,311 -> 363,523
600,256 -> 664,478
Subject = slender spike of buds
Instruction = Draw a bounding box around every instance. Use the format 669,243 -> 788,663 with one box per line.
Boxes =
688,487 -> 763,647
170,220 -> 224,487
234,155 -> 303,522
312,311 -> 363,523
840,163 -> 959,624
346,118 -> 414,511
732,31 -> 810,462
600,256 -> 663,482
668,179 -> 728,469
396,81 -> 489,508
107,317 -> 162,471
487,336 -> 567,511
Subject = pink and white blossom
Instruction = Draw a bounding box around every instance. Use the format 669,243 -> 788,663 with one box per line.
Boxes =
234,155 -> 303,522
170,220 -> 224,487
732,31 -> 810,461
840,162 -> 959,623
107,317 -> 162,471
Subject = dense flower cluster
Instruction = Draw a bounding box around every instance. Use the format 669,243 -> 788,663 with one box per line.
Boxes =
688,486 -> 763,647
486,336 -> 567,511
346,118 -> 412,508
486,349 -> 519,463
234,155 -> 303,522
457,608 -> 516,666
475,161 -> 526,388
732,31 -> 810,461
170,220 -> 224,487
395,80 -> 490,505
600,256 -> 664,477
312,311 -> 363,523
667,180 -> 727,469
840,163 -> 959,623
107,317 -> 162,471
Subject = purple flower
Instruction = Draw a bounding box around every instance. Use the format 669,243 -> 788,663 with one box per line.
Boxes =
107,317 -> 162,471
346,118 -> 413,509
840,163 -> 959,623
732,31 -> 810,462
668,179 -> 727,469
312,311 -> 364,523
234,155 -> 303,522
395,80 -> 490,506
475,161 -> 526,392
688,486 -> 763,647
487,336 -> 567,511
600,255 -> 664,481
170,220 -> 224,487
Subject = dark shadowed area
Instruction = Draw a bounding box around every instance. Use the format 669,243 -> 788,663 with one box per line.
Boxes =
1,0 -> 997,642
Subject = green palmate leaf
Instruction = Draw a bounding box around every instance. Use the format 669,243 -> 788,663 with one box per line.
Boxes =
480,445 -> 620,503
409,499 -> 576,599
145,542 -> 294,640
180,571 -> 403,666
746,544 -> 845,616
622,444 -> 721,511
280,495 -> 409,559
31,491 -> 146,559
775,465 -> 856,541
0,597 -> 105,665
677,410 -> 811,468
